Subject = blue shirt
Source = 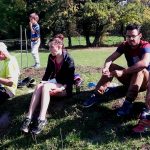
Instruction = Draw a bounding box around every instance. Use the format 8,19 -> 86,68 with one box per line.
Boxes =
31,23 -> 40,39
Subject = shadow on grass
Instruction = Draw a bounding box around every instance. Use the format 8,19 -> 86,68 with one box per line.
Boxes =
0,86 -> 148,149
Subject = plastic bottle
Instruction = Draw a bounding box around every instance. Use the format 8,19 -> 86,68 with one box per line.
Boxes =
88,82 -> 96,89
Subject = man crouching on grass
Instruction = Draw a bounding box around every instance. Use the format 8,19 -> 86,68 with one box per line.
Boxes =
82,24 -> 150,118
0,42 -> 20,104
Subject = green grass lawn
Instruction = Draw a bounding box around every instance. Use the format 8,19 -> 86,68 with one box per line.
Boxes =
64,36 -> 124,47
0,48 -> 149,150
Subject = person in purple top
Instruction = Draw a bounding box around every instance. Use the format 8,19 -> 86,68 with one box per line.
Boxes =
29,13 -> 41,69
82,24 -> 150,118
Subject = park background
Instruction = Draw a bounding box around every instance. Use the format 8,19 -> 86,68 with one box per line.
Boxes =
1,0 -> 150,149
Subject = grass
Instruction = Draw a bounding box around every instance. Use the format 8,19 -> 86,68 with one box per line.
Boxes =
64,36 -> 124,47
0,47 -> 149,150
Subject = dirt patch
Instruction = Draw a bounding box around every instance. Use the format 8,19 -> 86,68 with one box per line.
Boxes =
20,66 -> 102,79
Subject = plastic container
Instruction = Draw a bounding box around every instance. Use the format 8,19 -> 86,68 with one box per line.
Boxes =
88,82 -> 96,89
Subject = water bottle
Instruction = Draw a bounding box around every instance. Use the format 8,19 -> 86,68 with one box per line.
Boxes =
76,85 -> 80,93
88,82 -> 96,89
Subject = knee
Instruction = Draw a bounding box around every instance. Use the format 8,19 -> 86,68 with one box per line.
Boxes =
36,83 -> 43,90
133,69 -> 147,78
42,84 -> 50,92
109,63 -> 116,71
109,63 -> 123,72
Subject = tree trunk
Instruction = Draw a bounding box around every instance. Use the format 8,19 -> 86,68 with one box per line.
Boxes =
85,35 -> 91,47
82,22 -> 91,46
67,36 -> 72,47
92,24 -> 104,47
120,23 -> 126,40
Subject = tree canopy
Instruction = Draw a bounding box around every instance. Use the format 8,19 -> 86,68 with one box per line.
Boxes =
0,0 -> 150,47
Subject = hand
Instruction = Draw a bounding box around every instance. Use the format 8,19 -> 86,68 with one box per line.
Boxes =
110,70 -> 124,77
50,88 -> 62,95
102,67 -> 110,76
29,22 -> 32,27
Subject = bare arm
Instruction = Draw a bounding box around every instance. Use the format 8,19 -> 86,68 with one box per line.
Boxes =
103,51 -> 122,75
29,22 -> 35,33
0,77 -> 13,87
123,53 -> 150,74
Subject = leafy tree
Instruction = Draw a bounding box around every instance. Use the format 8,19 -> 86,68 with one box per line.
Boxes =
117,0 -> 150,39
0,0 -> 26,39
77,0 -> 119,46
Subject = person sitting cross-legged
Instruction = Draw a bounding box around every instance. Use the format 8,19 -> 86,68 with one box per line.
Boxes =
20,38 -> 75,135
82,23 -> 150,117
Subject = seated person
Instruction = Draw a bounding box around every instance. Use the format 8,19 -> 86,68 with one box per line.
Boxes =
21,38 -> 75,135
0,42 -> 20,104
132,75 -> 150,133
82,24 -> 150,117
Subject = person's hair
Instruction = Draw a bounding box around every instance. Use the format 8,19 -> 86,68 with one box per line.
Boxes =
49,38 -> 63,47
0,42 -> 10,58
125,24 -> 141,33
54,34 -> 64,42
30,13 -> 39,22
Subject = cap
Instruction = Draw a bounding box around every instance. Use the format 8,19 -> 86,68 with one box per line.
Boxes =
0,42 -> 10,58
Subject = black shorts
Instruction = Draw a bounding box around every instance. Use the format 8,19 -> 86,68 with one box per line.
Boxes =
0,87 -> 10,104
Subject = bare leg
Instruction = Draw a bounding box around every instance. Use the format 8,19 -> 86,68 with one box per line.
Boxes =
26,83 -> 43,118
38,83 -> 51,120
145,73 -> 150,109
96,63 -> 126,94
126,69 -> 149,102
38,82 -> 66,120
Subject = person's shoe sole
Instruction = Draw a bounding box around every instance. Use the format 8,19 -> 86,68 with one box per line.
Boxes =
21,128 -> 29,133
82,102 -> 97,108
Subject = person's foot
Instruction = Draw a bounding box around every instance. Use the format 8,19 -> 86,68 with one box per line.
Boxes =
34,64 -> 40,69
82,93 -> 100,108
116,100 -> 133,117
20,118 -> 31,133
31,119 -> 47,135
132,119 -> 150,133
32,63 -> 40,69
82,87 -> 117,108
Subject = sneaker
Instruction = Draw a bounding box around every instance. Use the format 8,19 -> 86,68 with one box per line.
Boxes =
27,78 -> 36,88
82,87 -> 116,108
132,119 -> 150,133
32,63 -> 40,69
17,77 -> 32,88
82,93 -> 100,108
20,118 -> 31,133
34,64 -> 40,69
116,100 -> 133,117
31,119 -> 47,135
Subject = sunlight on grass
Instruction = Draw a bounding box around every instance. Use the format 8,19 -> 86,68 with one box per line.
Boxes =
0,47 -> 146,150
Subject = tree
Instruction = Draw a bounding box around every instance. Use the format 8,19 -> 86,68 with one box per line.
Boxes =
117,0 -> 150,39
77,0 -> 119,46
0,0 -> 26,39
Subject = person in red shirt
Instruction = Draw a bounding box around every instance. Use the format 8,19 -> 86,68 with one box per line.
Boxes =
82,24 -> 150,119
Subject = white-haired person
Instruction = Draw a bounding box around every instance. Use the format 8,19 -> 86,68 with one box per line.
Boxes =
21,38 -> 75,135
0,42 -> 20,104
